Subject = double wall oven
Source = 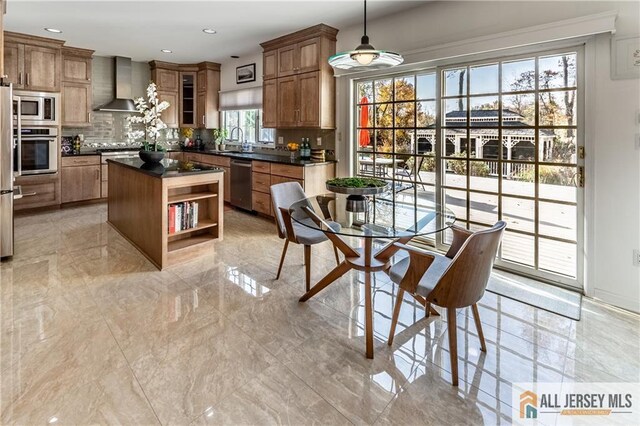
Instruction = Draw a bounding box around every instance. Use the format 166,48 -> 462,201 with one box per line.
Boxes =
13,91 -> 60,176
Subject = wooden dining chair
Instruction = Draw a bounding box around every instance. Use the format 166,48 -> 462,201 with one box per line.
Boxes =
270,182 -> 341,291
386,221 -> 506,386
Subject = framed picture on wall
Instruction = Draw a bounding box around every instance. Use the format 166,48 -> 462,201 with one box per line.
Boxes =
236,63 -> 256,84
611,35 -> 640,80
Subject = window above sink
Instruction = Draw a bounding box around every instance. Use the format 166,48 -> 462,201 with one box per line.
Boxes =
222,109 -> 275,145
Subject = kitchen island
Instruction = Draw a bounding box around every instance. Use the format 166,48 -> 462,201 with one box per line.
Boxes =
107,158 -> 224,270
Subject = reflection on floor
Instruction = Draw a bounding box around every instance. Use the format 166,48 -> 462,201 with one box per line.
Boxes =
1,204 -> 638,424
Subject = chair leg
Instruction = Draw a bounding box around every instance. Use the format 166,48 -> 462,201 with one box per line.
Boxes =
304,245 -> 311,292
387,288 -> 405,346
471,304 -> 487,352
276,239 -> 289,280
333,244 -> 340,265
446,308 -> 459,386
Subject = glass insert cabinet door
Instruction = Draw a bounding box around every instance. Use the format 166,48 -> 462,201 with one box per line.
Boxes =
354,46 -> 584,290
180,72 -> 196,127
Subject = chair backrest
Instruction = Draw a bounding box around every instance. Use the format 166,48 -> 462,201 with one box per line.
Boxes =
413,156 -> 425,174
270,181 -> 307,239
428,221 -> 506,308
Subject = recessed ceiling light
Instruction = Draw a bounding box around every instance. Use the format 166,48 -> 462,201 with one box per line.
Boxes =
202,29 -> 217,34
161,49 -> 173,53
44,28 -> 62,34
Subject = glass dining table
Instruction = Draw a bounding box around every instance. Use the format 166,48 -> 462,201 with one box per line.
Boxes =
289,192 -> 456,359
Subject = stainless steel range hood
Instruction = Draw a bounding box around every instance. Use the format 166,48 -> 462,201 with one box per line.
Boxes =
94,56 -> 136,112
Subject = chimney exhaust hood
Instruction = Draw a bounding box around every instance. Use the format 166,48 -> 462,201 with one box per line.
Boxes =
95,56 -> 137,112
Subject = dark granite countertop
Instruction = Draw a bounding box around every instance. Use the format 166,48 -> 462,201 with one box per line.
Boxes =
178,149 -> 336,166
61,150 -> 101,157
107,158 -> 224,178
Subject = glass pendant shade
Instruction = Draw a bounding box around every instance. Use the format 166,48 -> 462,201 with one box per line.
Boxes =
328,3 -> 403,71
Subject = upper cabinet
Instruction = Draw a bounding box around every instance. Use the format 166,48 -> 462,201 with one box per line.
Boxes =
150,61 -> 180,128
61,47 -> 92,83
196,62 -> 220,129
179,68 -> 197,127
61,46 -> 93,127
3,32 -> 63,92
260,24 -> 337,129
150,60 -> 220,129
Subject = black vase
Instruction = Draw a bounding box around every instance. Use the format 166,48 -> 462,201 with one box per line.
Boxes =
139,150 -> 165,163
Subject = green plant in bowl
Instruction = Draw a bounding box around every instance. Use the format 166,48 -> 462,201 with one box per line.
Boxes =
326,177 -> 387,188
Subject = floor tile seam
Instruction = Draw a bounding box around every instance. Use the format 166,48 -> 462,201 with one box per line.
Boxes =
84,278 -> 163,426
180,324 -> 286,424
98,315 -> 162,426
454,311 -> 572,361
275,348 -> 358,426
368,349 -> 434,425
420,354 -> 518,412
560,353 -> 635,384
416,320 -> 564,410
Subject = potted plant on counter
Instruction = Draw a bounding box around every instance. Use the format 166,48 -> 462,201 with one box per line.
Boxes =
127,82 -> 170,163
211,128 -> 228,151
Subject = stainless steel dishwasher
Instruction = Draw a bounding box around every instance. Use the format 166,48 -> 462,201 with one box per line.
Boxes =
230,159 -> 253,210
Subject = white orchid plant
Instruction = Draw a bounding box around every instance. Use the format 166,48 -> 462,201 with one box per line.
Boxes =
127,82 -> 170,151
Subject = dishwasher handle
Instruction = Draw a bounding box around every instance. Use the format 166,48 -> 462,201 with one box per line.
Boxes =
231,160 -> 252,168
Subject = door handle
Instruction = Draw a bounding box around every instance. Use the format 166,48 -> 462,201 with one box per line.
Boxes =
202,115 -> 205,126
95,169 -> 100,180
26,73 -> 30,87
18,72 -> 22,86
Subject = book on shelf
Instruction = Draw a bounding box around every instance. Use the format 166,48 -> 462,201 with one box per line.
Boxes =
168,201 -> 200,234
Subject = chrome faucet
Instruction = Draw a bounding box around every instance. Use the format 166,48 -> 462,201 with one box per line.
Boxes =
230,127 -> 244,147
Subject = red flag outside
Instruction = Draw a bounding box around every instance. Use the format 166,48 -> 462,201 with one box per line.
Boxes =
358,97 -> 370,148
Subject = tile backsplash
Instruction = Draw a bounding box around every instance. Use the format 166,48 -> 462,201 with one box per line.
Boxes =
63,112 -> 180,149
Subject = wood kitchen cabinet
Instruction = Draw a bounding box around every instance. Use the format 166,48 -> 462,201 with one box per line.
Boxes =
61,46 -> 93,127
150,61 -> 180,128
196,154 -> 230,203
263,50 -> 277,81
179,70 -> 197,127
262,79 -> 277,128
260,24 -> 337,129
276,71 -> 324,128
251,159 -> 335,218
150,61 -> 220,129
3,32 -> 63,92
61,156 -> 101,203
61,46 -> 92,82
196,62 -> 220,129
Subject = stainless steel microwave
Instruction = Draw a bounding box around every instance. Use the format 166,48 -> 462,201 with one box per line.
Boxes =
13,91 -> 59,126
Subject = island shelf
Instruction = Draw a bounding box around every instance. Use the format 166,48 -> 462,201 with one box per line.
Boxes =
107,158 -> 225,269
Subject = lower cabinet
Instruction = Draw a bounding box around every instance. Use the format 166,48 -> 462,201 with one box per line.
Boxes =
252,190 -> 272,216
251,161 -> 272,216
61,156 -> 101,203
101,164 -> 108,198
14,179 -> 60,210
195,153 -> 230,203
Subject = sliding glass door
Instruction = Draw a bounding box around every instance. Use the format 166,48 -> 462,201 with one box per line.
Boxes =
354,47 -> 583,289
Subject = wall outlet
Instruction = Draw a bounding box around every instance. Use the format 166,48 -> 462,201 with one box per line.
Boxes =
634,250 -> 640,267
278,136 -> 284,145
316,137 -> 322,146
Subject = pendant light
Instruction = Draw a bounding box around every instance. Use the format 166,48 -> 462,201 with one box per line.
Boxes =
328,0 -> 403,70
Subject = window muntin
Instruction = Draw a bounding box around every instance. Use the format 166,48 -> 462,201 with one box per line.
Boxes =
222,109 -> 275,144
354,50 -> 581,283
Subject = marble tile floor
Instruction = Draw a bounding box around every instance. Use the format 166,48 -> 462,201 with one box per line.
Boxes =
0,203 -> 638,425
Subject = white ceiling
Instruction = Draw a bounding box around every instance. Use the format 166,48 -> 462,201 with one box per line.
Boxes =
4,0 -> 424,63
